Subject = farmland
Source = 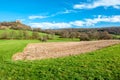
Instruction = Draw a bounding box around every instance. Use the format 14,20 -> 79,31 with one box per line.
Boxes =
0,40 -> 120,79
13,40 -> 120,60
0,21 -> 120,80
1,0 -> 120,79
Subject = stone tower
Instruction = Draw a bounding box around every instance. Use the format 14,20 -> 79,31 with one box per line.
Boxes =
16,20 -> 21,23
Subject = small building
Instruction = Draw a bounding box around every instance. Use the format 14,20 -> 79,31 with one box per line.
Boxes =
16,20 -> 21,23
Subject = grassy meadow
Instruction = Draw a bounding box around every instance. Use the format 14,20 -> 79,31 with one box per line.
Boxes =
0,40 -> 120,80
113,34 -> 120,39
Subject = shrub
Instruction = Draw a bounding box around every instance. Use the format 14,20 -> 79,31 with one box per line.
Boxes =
87,31 -> 100,40
80,33 -> 90,41
32,32 -> 40,39
39,36 -> 48,42
99,31 -> 113,40
0,31 -> 9,39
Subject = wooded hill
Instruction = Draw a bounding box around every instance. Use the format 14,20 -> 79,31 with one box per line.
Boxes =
44,27 -> 120,35
0,21 -> 120,35
42,27 -> 120,40
0,21 -> 31,30
0,21 -> 120,40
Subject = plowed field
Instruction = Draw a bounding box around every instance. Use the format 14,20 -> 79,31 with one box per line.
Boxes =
13,40 -> 120,60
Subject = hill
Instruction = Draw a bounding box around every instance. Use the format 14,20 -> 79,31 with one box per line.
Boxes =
0,21 -> 31,30
0,21 -> 120,41
44,27 -> 120,35
42,27 -> 120,40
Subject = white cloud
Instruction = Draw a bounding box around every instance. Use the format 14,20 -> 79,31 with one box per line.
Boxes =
70,21 -> 85,26
85,15 -> 120,26
29,15 -> 120,29
28,10 -> 76,20
29,22 -> 72,29
110,16 -> 120,22
62,10 -> 72,14
50,9 -> 78,17
61,10 -> 77,14
29,16 -> 48,19
74,0 -> 120,9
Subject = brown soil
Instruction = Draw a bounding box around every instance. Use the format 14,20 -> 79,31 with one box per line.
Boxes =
12,40 -> 120,60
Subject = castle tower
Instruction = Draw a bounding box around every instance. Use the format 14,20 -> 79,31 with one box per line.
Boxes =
16,20 -> 21,23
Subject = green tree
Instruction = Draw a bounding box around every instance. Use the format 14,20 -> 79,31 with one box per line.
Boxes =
9,30 -> 17,39
23,31 -> 30,39
0,31 -> 9,39
32,32 -> 40,39
80,33 -> 90,41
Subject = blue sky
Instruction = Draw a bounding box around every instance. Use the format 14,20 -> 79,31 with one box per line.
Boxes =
0,0 -> 120,29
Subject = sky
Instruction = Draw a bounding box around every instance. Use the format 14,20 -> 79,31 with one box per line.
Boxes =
0,0 -> 120,29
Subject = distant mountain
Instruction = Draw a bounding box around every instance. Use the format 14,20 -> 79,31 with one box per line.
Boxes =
0,21 -> 31,30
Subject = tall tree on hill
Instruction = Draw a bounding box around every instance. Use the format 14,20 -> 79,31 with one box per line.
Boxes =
99,31 -> 112,40
80,33 -> 90,41
9,30 -> 17,39
23,31 -> 30,39
33,28 -> 42,32
0,31 -> 9,39
60,31 -> 70,38
69,32 -> 76,40
32,32 -> 40,39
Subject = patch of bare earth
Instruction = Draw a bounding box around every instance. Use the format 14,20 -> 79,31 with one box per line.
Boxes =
12,40 -> 120,60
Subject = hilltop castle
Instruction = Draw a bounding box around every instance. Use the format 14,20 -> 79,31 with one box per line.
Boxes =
16,20 -> 21,23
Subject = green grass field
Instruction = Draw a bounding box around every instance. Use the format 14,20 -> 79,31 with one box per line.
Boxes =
0,40 -> 120,80
113,34 -> 120,39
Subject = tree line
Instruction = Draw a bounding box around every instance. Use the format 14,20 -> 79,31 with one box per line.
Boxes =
0,21 -> 120,41
42,28 -> 116,41
0,30 -> 54,42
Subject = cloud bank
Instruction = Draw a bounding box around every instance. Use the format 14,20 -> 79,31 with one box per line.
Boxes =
74,0 -> 120,9
29,16 -> 48,19
29,15 -> 120,29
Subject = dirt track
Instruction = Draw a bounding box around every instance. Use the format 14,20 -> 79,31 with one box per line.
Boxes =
12,40 -> 120,60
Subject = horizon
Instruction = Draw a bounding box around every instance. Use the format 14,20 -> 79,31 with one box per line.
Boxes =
0,0 -> 120,29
